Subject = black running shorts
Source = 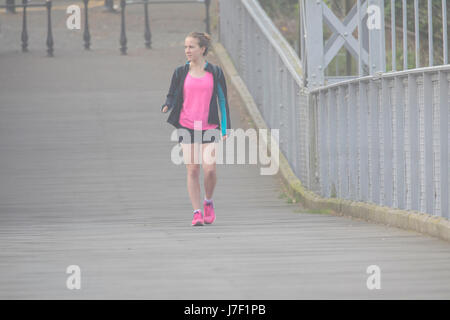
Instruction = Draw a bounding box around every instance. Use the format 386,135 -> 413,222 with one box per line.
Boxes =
177,125 -> 221,144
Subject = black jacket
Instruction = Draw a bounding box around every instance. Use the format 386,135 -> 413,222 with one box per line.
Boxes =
161,61 -> 231,136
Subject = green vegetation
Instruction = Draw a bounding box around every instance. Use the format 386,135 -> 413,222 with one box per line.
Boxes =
294,207 -> 334,215
258,0 -> 449,75
258,0 -> 299,46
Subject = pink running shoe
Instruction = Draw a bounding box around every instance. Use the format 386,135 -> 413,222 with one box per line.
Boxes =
192,210 -> 204,226
203,200 -> 216,224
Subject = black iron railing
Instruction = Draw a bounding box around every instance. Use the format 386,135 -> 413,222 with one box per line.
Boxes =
118,0 -> 211,55
1,0 -> 211,56
0,0 -> 54,56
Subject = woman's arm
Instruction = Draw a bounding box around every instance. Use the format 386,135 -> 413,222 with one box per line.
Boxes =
161,67 -> 180,113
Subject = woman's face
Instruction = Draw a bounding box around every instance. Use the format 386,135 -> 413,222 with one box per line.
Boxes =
184,37 -> 205,62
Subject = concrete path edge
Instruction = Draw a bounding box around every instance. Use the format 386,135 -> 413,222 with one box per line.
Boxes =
212,41 -> 450,243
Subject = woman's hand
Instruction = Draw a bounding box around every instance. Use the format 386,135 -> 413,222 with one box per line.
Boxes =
222,134 -> 228,141
161,105 -> 169,113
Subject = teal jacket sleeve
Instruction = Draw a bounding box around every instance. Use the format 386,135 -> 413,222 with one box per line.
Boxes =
217,68 -> 231,136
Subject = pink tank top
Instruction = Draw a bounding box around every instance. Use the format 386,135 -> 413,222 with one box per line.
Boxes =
179,71 -> 218,130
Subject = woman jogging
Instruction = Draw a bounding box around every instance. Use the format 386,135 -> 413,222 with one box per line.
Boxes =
161,32 -> 231,226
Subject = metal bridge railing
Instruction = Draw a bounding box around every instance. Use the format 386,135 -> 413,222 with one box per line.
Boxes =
309,66 -> 449,218
388,0 -> 448,70
219,0 -> 449,219
219,0 -> 312,189
300,0 -> 450,88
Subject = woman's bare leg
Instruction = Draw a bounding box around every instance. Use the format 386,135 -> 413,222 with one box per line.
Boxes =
202,142 -> 217,200
182,143 -> 201,210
